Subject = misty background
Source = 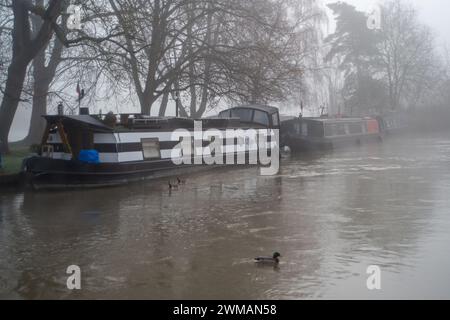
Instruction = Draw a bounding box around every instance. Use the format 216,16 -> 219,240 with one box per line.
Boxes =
2,0 -> 450,143
326,0 -> 450,48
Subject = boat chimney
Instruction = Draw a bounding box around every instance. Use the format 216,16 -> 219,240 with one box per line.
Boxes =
57,102 -> 64,115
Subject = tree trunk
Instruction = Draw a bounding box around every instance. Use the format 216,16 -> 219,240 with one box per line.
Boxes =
171,81 -> 189,118
158,91 -> 170,117
25,82 -> 49,145
0,0 -> 62,153
187,2 -> 198,118
195,11 -> 218,118
141,95 -> 153,115
0,58 -> 28,153
22,4 -> 65,146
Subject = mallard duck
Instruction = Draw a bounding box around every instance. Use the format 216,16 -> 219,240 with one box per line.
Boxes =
255,252 -> 281,264
169,181 -> 179,190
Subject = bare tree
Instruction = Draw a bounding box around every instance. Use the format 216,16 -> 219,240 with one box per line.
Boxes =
0,0 -> 65,153
0,1 -> 13,87
0,0 -> 124,151
378,0 -> 437,111
184,0 -> 318,110
88,0 -> 319,118
19,0 -> 70,145
100,0 -> 216,115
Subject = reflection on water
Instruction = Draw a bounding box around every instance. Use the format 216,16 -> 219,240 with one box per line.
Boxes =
1,134 -> 450,299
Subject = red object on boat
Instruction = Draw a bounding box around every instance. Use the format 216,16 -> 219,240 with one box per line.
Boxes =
366,119 -> 380,134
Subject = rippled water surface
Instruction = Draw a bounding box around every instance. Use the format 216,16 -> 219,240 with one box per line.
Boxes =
1,133 -> 450,299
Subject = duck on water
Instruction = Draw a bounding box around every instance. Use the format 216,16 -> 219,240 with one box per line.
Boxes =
255,252 -> 282,265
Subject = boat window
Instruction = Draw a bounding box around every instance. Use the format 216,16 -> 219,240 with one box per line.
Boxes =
308,122 -> 324,137
362,122 -> 368,134
324,124 -> 334,137
253,110 -> 270,127
293,123 -> 301,135
141,138 -> 161,160
301,123 -> 308,136
219,110 -> 231,118
349,123 -> 363,134
231,108 -> 254,123
331,123 -> 346,136
272,113 -> 280,127
324,123 -> 347,137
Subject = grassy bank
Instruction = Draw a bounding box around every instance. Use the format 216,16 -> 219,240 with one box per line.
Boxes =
0,147 -> 30,176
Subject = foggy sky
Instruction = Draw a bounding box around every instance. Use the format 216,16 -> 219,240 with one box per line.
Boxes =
325,0 -> 450,49
8,0 -> 450,141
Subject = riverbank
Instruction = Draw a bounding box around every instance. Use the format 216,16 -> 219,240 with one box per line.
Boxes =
0,147 -> 29,187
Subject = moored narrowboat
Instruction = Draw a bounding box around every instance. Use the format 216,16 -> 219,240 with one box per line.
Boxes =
23,105 -> 280,190
281,116 -> 383,152
378,112 -> 409,134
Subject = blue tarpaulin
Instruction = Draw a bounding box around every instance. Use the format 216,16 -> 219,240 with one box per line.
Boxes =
78,150 -> 100,164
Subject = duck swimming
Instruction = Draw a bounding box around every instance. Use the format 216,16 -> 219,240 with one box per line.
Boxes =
255,252 -> 281,264
168,181 -> 179,190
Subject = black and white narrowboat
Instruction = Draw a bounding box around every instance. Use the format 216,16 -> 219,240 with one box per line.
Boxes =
23,105 -> 280,189
280,116 -> 383,152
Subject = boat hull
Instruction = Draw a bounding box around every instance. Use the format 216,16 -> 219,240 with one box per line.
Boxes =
285,134 -> 383,152
23,154 -> 259,190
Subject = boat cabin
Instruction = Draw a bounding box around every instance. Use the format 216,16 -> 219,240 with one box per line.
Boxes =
218,105 -> 280,129
303,118 -> 380,138
281,116 -> 382,151
38,105 -> 281,165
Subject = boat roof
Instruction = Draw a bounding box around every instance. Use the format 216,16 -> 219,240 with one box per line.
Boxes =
280,115 -> 299,121
222,104 -> 279,115
43,115 -> 113,132
304,117 -> 374,123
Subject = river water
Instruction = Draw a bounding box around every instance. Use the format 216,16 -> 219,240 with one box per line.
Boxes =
1,133 -> 450,299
